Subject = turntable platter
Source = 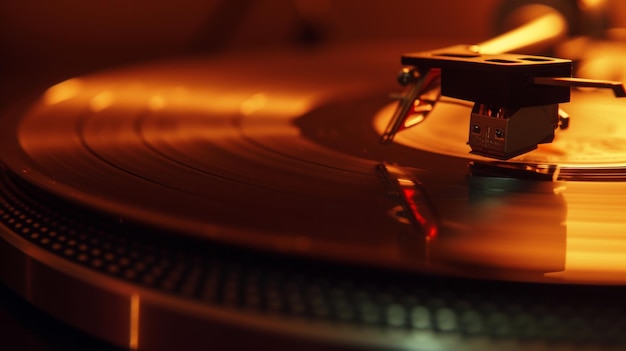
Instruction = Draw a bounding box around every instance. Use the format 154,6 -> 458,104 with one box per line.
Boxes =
3,43 -> 626,286
4,40 -> 626,351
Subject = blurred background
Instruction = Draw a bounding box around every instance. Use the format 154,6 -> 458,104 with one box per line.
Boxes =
2,0 -> 626,98
0,0 -> 495,79
2,0 -> 626,100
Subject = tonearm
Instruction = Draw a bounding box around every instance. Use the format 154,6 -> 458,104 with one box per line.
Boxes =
382,7 -> 626,159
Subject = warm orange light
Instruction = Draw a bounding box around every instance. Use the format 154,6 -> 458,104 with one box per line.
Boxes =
129,293 -> 140,350
148,95 -> 166,111
240,93 -> 268,115
578,0 -> 606,10
478,9 -> 567,54
44,78 -> 83,105
89,91 -> 115,112
550,183 -> 626,283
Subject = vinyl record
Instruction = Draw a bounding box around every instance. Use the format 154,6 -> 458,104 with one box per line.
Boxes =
3,43 -> 626,350
2,42 -> 626,285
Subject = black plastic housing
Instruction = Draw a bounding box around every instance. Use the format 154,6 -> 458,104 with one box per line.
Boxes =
401,45 -> 572,108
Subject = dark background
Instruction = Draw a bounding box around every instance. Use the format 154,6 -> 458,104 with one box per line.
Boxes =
0,0 -> 501,97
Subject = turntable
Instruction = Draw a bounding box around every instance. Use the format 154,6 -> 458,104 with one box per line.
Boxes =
3,1 -> 626,350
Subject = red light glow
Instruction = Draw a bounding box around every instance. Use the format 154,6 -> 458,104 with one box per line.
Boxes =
401,188 -> 438,240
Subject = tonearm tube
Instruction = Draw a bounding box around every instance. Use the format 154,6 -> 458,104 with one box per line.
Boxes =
382,7 -> 626,159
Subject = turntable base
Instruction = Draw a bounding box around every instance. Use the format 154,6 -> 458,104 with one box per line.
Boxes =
2,42 -> 626,350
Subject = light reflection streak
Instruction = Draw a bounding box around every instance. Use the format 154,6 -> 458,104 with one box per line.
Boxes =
25,83 -> 313,150
148,95 -> 166,111
240,93 -> 268,115
546,183 -> 626,283
478,9 -> 567,54
117,86 -> 311,116
89,91 -> 115,112
44,78 -> 83,105
129,293 -> 140,350
578,0 -> 606,10
45,80 -> 313,117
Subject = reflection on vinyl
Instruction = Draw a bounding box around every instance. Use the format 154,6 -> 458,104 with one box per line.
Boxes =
8,46 -> 626,285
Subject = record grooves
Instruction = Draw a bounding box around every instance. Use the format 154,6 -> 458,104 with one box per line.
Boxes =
2,44 -> 626,350
3,163 -> 626,349
0,164 -> 626,345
